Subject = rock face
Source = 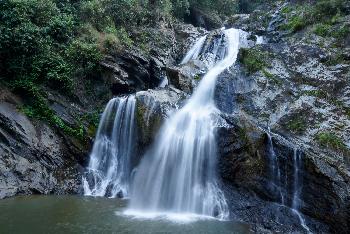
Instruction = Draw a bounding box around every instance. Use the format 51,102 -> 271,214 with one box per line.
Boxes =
215,113 -> 349,233
0,88 -> 85,199
134,87 -> 186,161
212,1 -> 350,232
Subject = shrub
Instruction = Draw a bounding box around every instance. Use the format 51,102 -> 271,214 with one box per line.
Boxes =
66,39 -> 103,77
238,48 -> 268,74
314,23 -> 332,37
280,15 -> 306,32
315,132 -> 348,153
286,117 -> 306,133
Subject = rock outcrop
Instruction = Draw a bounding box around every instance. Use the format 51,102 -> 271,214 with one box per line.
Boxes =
0,88 -> 85,199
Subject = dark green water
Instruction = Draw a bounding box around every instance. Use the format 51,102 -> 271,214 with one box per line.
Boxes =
0,196 -> 250,234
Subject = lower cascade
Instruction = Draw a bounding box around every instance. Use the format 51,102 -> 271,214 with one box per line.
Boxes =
83,96 -> 136,198
127,28 -> 242,219
267,135 -> 311,233
292,149 -> 312,234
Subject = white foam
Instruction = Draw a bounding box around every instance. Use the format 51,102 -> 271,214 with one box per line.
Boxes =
119,209 -> 218,223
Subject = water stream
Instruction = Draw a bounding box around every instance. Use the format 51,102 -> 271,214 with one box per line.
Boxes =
292,149 -> 312,234
267,133 -> 311,233
83,96 -> 136,198
180,35 -> 207,64
127,29 -> 242,220
267,131 -> 284,204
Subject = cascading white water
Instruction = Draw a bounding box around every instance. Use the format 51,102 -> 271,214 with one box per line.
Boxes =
126,29 -> 242,220
267,132 -> 284,204
83,96 -> 136,198
267,140 -> 312,233
180,35 -> 207,64
292,149 -> 312,234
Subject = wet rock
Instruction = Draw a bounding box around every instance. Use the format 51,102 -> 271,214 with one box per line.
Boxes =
174,23 -> 207,63
166,66 -> 193,93
134,88 -> 186,160
185,7 -> 223,30
0,90 -> 85,198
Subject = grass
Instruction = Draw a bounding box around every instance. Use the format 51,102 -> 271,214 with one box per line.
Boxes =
194,74 -> 201,80
314,23 -> 332,37
238,48 -> 268,74
280,0 -> 349,36
286,117 -> 307,133
300,90 -> 328,99
262,69 -> 282,86
315,131 -> 349,153
280,15 -> 306,32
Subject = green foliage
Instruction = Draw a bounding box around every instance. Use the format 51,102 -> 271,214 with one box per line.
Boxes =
82,111 -> 101,137
262,69 -> 282,86
315,132 -> 348,153
286,117 -> 306,133
238,0 -> 267,14
238,48 -> 268,74
194,74 -> 201,80
66,38 -> 103,77
192,0 -> 238,16
280,0 -> 349,34
332,26 -> 350,39
314,23 -> 332,37
16,82 -> 85,140
311,0 -> 348,23
280,15 -> 306,32
301,90 -> 328,99
281,5 -> 292,14
314,23 -> 349,40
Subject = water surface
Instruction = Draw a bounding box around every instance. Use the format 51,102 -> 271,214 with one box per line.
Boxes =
0,196 -> 250,234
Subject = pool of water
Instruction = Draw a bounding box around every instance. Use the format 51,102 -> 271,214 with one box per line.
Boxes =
0,195 -> 250,234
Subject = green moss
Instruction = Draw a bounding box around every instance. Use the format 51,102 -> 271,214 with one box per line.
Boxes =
286,117 -> 306,133
82,111 -> 101,137
262,69 -> 282,86
280,15 -> 306,32
281,6 -> 292,14
280,0 -> 348,34
194,74 -> 201,80
239,48 -> 268,74
314,23 -> 332,37
315,131 -> 348,153
325,52 -> 347,66
332,26 -> 350,39
301,90 -> 328,99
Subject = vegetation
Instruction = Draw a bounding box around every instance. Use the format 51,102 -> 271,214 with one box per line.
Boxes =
238,47 -> 282,85
315,132 -> 349,154
262,69 -> 282,86
280,0 -> 349,40
286,116 -> 307,133
0,0 -> 244,140
238,48 -> 268,74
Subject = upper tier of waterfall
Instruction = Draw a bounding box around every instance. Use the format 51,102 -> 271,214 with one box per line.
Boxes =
180,35 -> 207,64
127,29 -> 243,220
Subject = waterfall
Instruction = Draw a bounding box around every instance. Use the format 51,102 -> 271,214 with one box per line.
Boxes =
292,149 -> 312,234
267,138 -> 312,233
180,35 -> 207,64
267,132 -> 284,204
83,96 -> 136,198
127,29 -> 242,220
